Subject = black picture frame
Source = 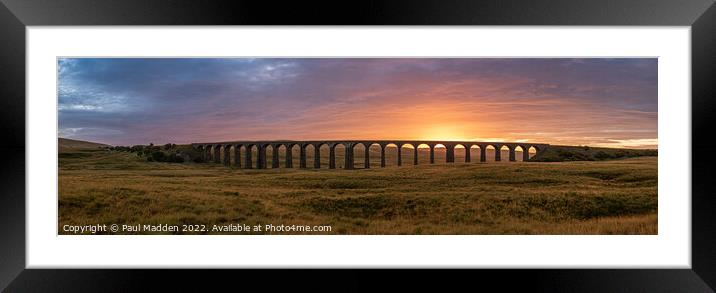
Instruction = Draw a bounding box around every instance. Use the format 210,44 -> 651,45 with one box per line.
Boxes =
1,0 -> 714,291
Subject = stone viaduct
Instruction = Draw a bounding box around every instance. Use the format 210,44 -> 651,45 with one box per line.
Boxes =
191,140 -> 549,169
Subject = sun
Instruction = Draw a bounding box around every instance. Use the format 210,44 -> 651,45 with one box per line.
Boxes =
420,124 -> 470,141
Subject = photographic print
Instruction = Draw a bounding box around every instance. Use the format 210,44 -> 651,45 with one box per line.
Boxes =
4,0 -> 712,290
57,57 -> 658,235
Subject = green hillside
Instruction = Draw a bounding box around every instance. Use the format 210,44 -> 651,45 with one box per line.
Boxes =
59,137 -> 110,153
531,145 -> 657,162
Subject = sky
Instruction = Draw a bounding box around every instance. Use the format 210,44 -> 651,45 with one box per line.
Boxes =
58,58 -> 657,148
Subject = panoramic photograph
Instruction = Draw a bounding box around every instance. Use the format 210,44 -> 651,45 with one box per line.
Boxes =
57,58 -> 658,235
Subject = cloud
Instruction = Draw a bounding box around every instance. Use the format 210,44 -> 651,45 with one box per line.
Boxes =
592,138 -> 658,148
58,58 -> 657,148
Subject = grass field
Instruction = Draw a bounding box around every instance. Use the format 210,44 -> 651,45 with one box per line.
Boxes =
58,144 -> 658,235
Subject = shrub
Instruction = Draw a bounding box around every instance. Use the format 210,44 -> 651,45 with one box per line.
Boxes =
594,151 -> 611,160
174,155 -> 185,163
151,151 -> 167,162
556,149 -> 592,161
166,153 -> 185,163
130,145 -> 144,153
118,143 -> 206,164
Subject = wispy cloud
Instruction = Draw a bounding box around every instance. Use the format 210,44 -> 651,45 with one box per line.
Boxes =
58,58 -> 657,148
592,139 -> 658,148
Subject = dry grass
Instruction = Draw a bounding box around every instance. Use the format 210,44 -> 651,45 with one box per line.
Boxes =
58,148 -> 657,235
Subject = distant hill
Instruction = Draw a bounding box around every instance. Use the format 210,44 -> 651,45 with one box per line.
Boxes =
59,137 -> 110,153
531,145 -> 657,162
